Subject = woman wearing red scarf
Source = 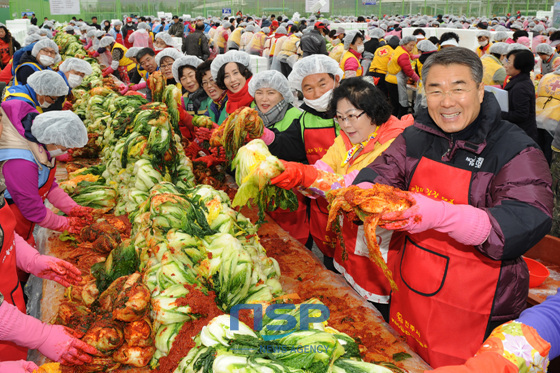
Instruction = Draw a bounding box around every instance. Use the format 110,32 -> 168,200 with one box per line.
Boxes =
210,50 -> 253,114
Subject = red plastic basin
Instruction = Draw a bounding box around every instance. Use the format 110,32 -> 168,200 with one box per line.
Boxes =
523,257 -> 550,288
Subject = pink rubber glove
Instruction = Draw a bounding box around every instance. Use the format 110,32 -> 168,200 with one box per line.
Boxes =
55,153 -> 73,162
47,185 -> 79,215
260,127 -> 275,145
380,192 -> 492,246
0,302 -> 98,365
102,67 -> 114,77
130,82 -> 146,91
0,360 -> 38,372
38,209 -> 70,232
119,84 -> 129,95
15,233 -> 82,287
91,51 -> 99,58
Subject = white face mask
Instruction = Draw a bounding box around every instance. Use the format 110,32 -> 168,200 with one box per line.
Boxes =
154,46 -> 163,51
39,99 -> 52,109
304,88 -> 334,113
478,40 -> 488,47
39,55 -> 54,66
48,148 -> 67,157
67,73 -> 83,88
357,44 -> 365,53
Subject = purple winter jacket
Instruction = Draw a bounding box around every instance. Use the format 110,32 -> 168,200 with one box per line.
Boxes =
354,92 -> 553,323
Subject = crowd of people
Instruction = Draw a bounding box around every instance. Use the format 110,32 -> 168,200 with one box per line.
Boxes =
0,9 -> 559,373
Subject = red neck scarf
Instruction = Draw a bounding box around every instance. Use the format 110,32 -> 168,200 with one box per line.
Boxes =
225,77 -> 253,114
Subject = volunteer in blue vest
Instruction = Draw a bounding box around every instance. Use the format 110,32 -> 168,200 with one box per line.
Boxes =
4,70 -> 68,114
248,70 -> 309,244
339,30 -> 365,78
13,39 -> 59,86
286,54 -> 342,269
0,110 -> 92,246
352,47 -> 552,368
172,56 -> 211,116
54,57 -> 93,111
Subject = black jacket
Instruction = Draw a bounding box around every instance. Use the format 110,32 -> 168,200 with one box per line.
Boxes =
183,30 -> 210,60
168,22 -> 184,37
364,38 -> 384,55
300,30 -> 327,57
15,51 -> 46,85
501,73 -> 538,143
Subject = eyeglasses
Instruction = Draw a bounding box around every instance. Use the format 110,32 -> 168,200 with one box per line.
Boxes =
201,78 -> 216,88
425,87 -> 474,101
41,49 -> 57,57
45,95 -> 58,102
335,111 -> 366,124
160,62 -> 173,69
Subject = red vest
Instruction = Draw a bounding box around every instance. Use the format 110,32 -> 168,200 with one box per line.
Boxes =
0,197 -> 28,361
9,164 -> 56,246
388,157 -> 501,367
267,191 -> 309,245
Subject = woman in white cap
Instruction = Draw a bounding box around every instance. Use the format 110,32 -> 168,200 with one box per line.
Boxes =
285,54 -> 342,268
96,36 -> 136,83
4,70 -> 68,114
340,30 -> 365,78
476,30 -> 492,57
194,59 -> 229,126
535,43 -> 560,77
216,21 -> 232,54
240,24 -> 255,51
0,110 -> 92,245
123,47 -> 146,88
155,47 -> 183,86
54,57 -> 93,110
13,39 -> 59,86
248,70 -> 309,244
110,20 -> 125,45
481,42 -> 508,87
173,56 -> 211,116
128,22 -> 153,49
385,35 -> 419,118
154,32 -> 175,53
211,50 -> 253,115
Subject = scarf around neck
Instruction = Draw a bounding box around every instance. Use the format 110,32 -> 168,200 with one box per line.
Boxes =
257,99 -> 289,127
225,77 -> 253,114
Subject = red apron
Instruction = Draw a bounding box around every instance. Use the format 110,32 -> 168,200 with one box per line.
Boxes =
388,157 -> 502,367
0,197 -> 28,361
304,125 -> 338,257
267,191 -> 309,245
333,219 -> 392,303
9,164 -> 56,246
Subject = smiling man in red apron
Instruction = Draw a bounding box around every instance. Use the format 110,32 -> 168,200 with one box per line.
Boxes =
353,47 -> 553,368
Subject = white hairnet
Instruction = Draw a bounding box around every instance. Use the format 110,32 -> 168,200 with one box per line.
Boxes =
27,70 -> 69,96
476,30 -> 491,38
493,31 -> 508,41
488,42 -> 509,55
138,22 -> 151,30
27,26 -> 39,35
400,35 -> 417,45
248,70 -> 293,103
59,57 -> 93,75
86,29 -> 96,38
155,47 -> 183,67
533,24 -> 545,33
113,20 -> 123,27
31,39 -> 58,57
211,50 -> 251,80
246,25 -> 255,32
65,25 -> 74,32
288,54 -> 343,91
99,36 -> 115,48
535,43 -> 554,55
368,28 -> 385,39
507,43 -> 530,53
417,40 -> 437,52
262,27 -> 270,34
276,26 -> 288,34
343,30 -> 362,50
172,56 -> 203,82
223,21 -> 232,28
31,111 -> 88,148
156,32 -> 175,46
79,24 -> 88,31
24,34 -> 43,46
95,30 -> 105,38
43,21 -> 53,29
125,46 -> 141,58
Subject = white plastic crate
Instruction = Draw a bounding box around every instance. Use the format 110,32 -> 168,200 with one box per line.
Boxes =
250,55 -> 268,73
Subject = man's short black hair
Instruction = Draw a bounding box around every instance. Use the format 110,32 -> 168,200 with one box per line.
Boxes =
137,47 -> 155,60
271,14 -> 276,18
428,36 -> 440,45
507,49 -> 535,74
172,15 -> 178,19
413,28 -> 426,36
195,22 -> 205,31
91,16 -> 97,20
439,31 -> 460,43
512,30 -> 529,41
277,16 -> 283,22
